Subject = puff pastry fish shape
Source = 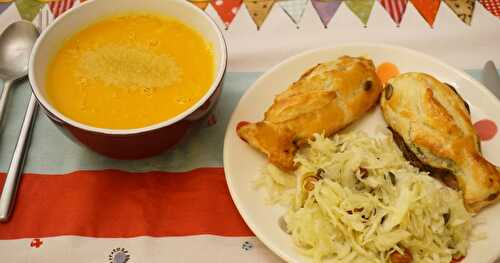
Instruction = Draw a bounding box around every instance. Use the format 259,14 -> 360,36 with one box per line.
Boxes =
237,56 -> 383,171
380,72 -> 500,212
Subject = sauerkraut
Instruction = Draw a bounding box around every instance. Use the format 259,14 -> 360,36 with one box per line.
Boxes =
257,132 -> 472,263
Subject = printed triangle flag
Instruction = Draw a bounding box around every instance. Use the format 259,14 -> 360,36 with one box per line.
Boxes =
280,0 -> 309,25
210,0 -> 243,29
191,1 -> 209,10
49,0 -> 75,18
15,0 -> 44,21
411,0 -> 440,27
443,0 -> 475,25
480,0 -> 500,17
311,0 -> 342,28
0,2 -> 11,15
244,0 -> 275,29
378,0 -> 408,25
345,0 -> 375,26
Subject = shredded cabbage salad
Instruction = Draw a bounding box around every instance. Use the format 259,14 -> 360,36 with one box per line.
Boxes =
257,132 -> 473,263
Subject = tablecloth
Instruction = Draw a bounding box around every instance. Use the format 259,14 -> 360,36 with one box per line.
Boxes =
0,1 -> 499,262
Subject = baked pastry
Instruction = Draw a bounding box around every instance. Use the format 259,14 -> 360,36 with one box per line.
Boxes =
380,72 -> 500,212
237,56 -> 383,171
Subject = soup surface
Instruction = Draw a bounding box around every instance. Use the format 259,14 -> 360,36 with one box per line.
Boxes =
46,14 -> 214,129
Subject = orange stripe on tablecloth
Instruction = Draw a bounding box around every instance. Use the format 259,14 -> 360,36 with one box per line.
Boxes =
0,168 -> 253,239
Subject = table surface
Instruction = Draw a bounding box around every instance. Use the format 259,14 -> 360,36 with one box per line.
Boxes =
0,1 -> 499,262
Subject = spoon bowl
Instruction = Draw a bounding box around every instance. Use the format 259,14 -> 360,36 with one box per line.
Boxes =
0,21 -> 39,80
0,21 -> 38,130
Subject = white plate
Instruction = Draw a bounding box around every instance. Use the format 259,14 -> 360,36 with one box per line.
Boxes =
223,43 -> 500,263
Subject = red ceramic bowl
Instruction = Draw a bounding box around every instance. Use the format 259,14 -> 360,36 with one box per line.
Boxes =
28,0 -> 227,159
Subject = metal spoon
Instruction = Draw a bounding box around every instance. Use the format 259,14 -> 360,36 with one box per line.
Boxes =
0,21 -> 39,222
0,21 -> 39,129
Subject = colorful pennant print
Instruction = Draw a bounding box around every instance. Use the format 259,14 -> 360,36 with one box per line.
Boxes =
15,0 -> 44,21
480,0 -> 500,17
379,0 -> 408,25
7,0 -> 497,31
210,0 -> 242,29
191,1 -> 209,10
244,0 -> 275,29
344,0 -> 375,26
0,2 -> 11,15
444,0 -> 475,25
280,0 -> 309,25
311,0 -> 342,28
411,0 -> 440,27
49,0 -> 74,18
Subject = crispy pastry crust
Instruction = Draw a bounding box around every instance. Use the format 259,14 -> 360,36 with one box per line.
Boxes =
237,56 -> 383,171
380,72 -> 500,212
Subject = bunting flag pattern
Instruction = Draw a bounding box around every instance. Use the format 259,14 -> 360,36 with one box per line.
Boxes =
4,0 -> 500,31
210,0 -> 243,29
15,0 -> 44,21
378,0 -> 408,25
344,0 -> 375,26
480,0 -> 500,17
49,0 -> 75,18
311,0 -> 342,28
191,1 -> 209,10
0,2 -> 11,15
411,0 -> 440,27
244,0 -> 275,29
443,0 -> 475,25
280,0 -> 309,25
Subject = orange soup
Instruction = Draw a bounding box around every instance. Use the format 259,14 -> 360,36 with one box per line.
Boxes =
46,14 -> 214,129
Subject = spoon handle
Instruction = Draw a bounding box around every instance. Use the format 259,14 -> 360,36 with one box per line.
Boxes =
0,93 -> 38,222
0,80 -> 13,129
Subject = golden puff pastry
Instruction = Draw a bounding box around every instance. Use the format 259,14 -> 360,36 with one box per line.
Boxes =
380,72 -> 500,212
237,56 -> 383,171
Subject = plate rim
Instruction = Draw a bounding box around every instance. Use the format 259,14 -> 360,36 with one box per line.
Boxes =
223,42 -> 500,263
